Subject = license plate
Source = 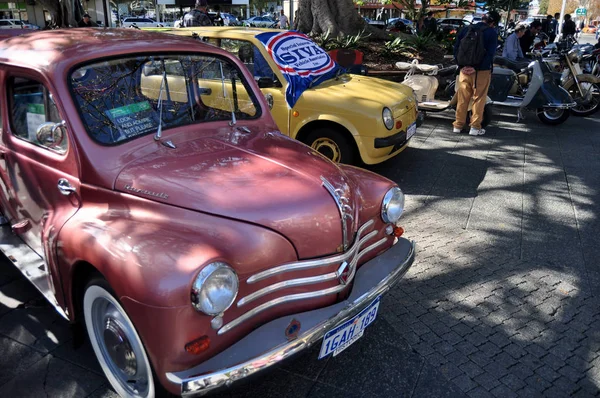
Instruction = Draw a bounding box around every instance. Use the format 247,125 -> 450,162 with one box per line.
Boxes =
318,297 -> 380,359
407,122 -> 417,140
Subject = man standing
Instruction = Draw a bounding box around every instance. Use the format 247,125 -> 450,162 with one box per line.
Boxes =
278,10 -> 289,29
424,11 -> 437,35
519,20 -> 542,57
78,13 -> 98,27
562,14 -> 576,37
550,13 -> 560,43
453,11 -> 499,136
183,0 -> 213,27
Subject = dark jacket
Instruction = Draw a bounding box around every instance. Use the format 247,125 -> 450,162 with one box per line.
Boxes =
563,20 -> 576,36
453,22 -> 498,71
183,9 -> 213,27
78,19 -> 98,27
520,29 -> 535,56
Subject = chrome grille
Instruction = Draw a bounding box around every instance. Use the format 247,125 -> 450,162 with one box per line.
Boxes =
218,219 -> 387,335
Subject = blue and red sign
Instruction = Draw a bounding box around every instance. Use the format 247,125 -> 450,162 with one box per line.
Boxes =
256,31 -> 340,108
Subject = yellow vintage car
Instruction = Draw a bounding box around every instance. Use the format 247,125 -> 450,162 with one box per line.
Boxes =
146,27 -> 421,165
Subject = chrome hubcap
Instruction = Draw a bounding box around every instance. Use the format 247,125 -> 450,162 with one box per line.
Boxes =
91,297 -> 149,397
311,138 -> 341,163
104,317 -> 137,377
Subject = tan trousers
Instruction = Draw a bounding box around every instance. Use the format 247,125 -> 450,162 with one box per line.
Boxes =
453,70 -> 491,130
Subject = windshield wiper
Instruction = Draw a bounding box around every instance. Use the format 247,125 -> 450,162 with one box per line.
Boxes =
219,61 -> 237,126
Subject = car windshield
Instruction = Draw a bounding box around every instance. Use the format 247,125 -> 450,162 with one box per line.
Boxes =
70,54 -> 261,145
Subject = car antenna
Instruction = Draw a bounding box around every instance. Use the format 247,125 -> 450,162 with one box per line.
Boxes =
154,64 -> 167,142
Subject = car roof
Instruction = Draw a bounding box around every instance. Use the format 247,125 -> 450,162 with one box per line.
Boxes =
0,28 -> 226,71
148,26 -> 280,37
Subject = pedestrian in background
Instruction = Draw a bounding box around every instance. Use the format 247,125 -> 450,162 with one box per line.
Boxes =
519,20 -> 541,57
183,0 -> 212,27
78,13 -> 98,27
424,11 -> 437,35
503,24 -> 526,61
550,13 -> 559,43
562,14 -> 576,37
278,10 -> 289,29
453,11 -> 500,136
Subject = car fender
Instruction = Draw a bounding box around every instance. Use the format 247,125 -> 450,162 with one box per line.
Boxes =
293,113 -> 361,139
56,187 -> 297,318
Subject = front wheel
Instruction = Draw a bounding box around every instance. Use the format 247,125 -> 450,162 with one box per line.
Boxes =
536,108 -> 570,125
567,82 -> 600,117
83,279 -> 157,398
305,128 -> 358,164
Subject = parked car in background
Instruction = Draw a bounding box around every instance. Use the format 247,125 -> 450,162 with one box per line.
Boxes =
0,19 -> 40,29
364,17 -> 387,30
121,17 -> 163,28
147,27 -> 423,165
0,28 -> 416,398
243,15 -> 276,27
386,18 -> 415,34
222,12 -> 240,26
437,18 -> 470,33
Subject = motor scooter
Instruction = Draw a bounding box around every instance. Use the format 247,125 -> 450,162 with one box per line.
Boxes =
543,48 -> 600,116
490,55 -> 576,124
396,60 -> 493,128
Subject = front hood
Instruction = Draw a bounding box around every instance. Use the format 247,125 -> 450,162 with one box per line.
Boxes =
115,129 -> 359,259
305,74 -> 416,117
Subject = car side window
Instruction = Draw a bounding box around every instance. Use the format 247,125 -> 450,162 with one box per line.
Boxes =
9,77 -> 67,154
220,39 -> 278,82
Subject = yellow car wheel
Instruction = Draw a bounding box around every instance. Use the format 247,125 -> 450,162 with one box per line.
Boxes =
306,128 -> 357,164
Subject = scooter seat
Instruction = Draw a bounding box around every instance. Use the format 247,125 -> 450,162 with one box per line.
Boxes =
493,56 -> 529,73
395,61 -> 439,74
437,65 -> 458,77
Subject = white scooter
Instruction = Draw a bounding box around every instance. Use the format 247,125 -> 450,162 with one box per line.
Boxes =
396,60 -> 493,128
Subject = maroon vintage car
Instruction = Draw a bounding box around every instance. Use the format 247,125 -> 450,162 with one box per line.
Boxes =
0,29 -> 415,397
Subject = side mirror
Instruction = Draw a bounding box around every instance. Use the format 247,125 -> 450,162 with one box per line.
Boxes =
264,93 -> 274,109
36,120 -> 65,148
257,77 -> 276,88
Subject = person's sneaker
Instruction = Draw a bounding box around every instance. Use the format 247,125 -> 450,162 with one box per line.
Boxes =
453,127 -> 462,133
469,127 -> 485,136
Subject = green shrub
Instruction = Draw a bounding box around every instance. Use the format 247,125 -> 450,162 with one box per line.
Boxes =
410,33 -> 436,52
382,37 -> 416,57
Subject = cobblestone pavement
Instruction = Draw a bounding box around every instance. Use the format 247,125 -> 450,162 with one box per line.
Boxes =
1,107 -> 600,397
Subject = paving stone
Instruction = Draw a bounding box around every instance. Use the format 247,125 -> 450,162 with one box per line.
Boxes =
0,335 -> 45,386
0,354 -> 105,398
452,373 -> 479,393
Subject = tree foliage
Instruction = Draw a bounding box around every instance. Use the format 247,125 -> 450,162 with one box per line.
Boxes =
538,0 -> 549,15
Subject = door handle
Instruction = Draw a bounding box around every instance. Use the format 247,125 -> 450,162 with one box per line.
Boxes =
57,178 -> 76,196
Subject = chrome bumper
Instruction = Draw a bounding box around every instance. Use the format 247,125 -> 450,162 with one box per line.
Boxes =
166,237 -> 416,397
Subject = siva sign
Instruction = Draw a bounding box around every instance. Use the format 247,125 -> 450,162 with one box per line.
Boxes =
575,8 -> 587,16
256,31 -> 339,108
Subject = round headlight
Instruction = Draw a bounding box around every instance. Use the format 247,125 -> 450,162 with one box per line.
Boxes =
191,262 -> 238,316
382,107 -> 394,130
381,187 -> 405,224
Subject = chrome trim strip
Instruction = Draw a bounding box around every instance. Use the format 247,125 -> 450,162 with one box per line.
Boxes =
166,240 -> 416,397
218,237 -> 388,335
321,176 -> 353,251
247,220 -> 375,284
237,272 -> 338,307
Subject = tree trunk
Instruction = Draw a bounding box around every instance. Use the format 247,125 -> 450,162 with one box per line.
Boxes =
296,0 -> 390,39
35,0 -> 83,27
